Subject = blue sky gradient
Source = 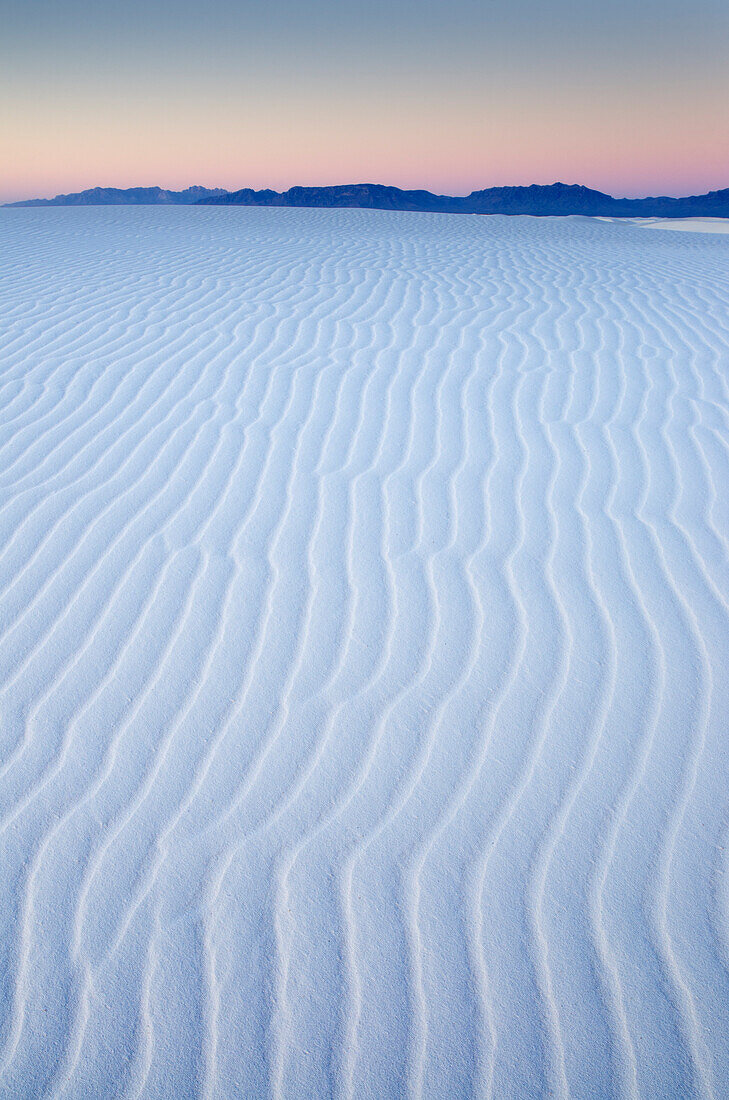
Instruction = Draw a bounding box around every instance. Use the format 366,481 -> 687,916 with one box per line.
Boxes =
1,0 -> 727,201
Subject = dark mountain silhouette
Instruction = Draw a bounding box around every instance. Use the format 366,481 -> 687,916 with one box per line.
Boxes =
467,183 -> 619,215
6,185 -> 228,207
5,181 -> 729,218
201,183 -> 465,212
203,181 -> 729,218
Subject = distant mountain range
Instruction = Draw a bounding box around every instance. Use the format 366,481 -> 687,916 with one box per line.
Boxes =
5,185 -> 228,207
6,181 -> 729,218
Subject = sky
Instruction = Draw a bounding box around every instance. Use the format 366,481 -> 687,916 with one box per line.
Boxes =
1,0 -> 727,202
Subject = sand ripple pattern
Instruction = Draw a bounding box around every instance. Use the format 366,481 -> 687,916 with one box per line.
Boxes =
1,206 -> 728,1099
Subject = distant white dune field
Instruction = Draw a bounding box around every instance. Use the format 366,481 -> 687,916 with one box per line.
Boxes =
637,217 -> 729,234
0,206 -> 728,1099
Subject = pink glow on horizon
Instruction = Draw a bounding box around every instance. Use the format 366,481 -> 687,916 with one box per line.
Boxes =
4,155 -> 728,207
2,75 -> 727,203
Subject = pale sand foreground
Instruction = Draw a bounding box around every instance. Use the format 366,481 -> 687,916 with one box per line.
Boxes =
0,207 -> 728,1099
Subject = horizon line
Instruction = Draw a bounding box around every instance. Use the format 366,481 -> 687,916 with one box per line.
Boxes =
5,178 -> 729,207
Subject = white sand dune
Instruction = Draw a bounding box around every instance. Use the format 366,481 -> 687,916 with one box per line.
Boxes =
637,217 -> 729,234
1,206 -> 728,1098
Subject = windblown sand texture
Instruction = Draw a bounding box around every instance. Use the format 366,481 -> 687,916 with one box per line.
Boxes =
1,206 -> 728,1098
